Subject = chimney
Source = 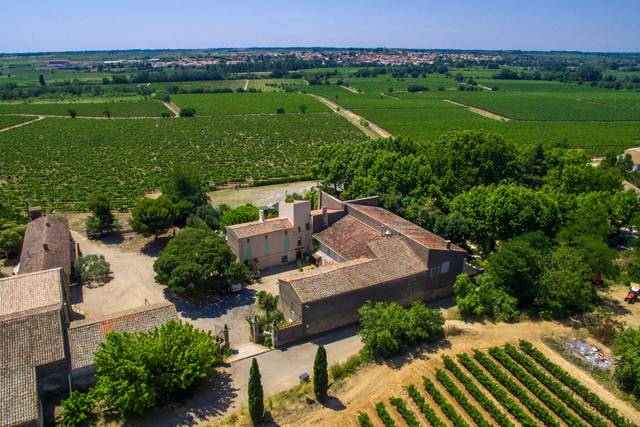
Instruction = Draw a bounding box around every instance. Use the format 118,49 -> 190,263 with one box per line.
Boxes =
258,209 -> 265,222
322,206 -> 328,227
445,240 -> 452,250
29,206 -> 42,221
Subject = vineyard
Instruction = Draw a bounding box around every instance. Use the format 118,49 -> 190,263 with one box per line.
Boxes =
0,99 -> 169,117
357,341 -> 636,427
0,115 -> 35,129
302,75 -> 640,154
171,92 -> 328,115
0,113 -> 366,212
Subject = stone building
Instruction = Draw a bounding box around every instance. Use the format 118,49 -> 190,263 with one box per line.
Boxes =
225,200 -> 314,270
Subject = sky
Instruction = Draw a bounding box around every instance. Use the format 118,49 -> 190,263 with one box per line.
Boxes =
2,0 -> 639,53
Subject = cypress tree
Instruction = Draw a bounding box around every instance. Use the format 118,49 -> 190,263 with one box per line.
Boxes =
248,358 -> 264,425
313,345 -> 328,402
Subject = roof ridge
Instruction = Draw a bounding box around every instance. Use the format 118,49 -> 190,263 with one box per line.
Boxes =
69,302 -> 176,329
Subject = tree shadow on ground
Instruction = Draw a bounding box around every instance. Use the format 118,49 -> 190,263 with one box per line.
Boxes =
600,295 -> 632,316
140,235 -> 173,257
322,396 -> 346,411
163,287 -> 258,321
97,230 -> 125,246
381,338 -> 453,371
130,371 -> 238,427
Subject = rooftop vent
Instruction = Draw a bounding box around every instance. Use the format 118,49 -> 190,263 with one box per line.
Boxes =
258,210 -> 265,222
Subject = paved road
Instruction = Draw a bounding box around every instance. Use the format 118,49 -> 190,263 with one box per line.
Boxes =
138,326 -> 363,426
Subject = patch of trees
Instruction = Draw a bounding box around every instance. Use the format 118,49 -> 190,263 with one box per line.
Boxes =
60,321 -> 221,423
154,227 -> 249,297
219,204 -> 259,229
358,301 -> 444,358
614,327 -> 640,398
407,84 -> 428,93
85,192 -> 120,239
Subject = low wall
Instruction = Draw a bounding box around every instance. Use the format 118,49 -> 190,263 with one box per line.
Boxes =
274,321 -> 307,347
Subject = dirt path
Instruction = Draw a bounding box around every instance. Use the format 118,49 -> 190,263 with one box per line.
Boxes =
306,93 -> 392,139
0,112 -> 165,120
444,99 -> 512,122
340,85 -> 360,94
163,101 -> 180,117
0,115 -> 45,132
243,79 -> 249,91
381,92 -> 401,100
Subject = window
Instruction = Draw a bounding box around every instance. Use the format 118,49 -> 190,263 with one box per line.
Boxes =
263,242 -> 270,254
281,255 -> 288,263
246,238 -> 250,243
441,261 -> 450,274
284,238 -> 289,250
407,279 -> 417,292
297,237 -> 302,247
305,223 -> 310,230
264,235 -> 268,240
284,230 -> 288,235
298,226 -> 301,232
430,266 -> 441,278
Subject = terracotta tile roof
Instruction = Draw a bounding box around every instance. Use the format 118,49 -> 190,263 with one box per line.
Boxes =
68,302 -> 178,370
348,204 -> 464,252
314,215 -> 382,260
624,147 -> 640,165
0,268 -> 65,318
226,217 -> 293,239
18,215 -> 73,277
310,208 -> 343,216
283,237 -> 427,303
1,308 -> 66,427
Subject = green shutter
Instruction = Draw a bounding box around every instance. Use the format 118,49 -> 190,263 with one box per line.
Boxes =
245,246 -> 252,258
264,242 -> 270,254
284,238 -> 289,250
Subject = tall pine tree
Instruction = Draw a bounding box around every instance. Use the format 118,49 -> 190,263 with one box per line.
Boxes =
313,345 -> 328,402
248,358 -> 264,425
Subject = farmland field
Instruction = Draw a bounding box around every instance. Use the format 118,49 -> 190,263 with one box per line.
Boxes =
0,113 -> 366,211
0,115 -> 36,130
302,77 -> 640,153
355,342 -> 635,427
0,100 -> 170,117
149,78 -> 304,92
172,92 -> 328,115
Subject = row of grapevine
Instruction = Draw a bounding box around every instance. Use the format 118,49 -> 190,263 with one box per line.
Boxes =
422,377 -> 470,427
473,350 -> 559,426
389,397 -> 420,427
518,340 -> 636,427
357,411 -> 374,427
442,355 -> 514,427
375,402 -> 397,427
502,343 -> 609,427
488,347 -> 586,427
457,353 -> 537,427
406,384 -> 446,427
434,368 -> 491,427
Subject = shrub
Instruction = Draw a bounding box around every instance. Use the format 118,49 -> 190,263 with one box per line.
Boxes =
276,107 -> 285,114
614,327 -> 640,398
73,255 -> 110,282
179,107 -> 196,117
129,196 -> 176,238
85,192 -> 119,238
329,351 -> 369,381
359,118 -> 369,127
219,204 -> 258,229
358,301 -> 444,358
59,390 -> 94,427
586,308 -> 626,345
375,402 -> 397,427
357,412 -> 374,427
93,321 -> 220,417
67,109 -> 77,118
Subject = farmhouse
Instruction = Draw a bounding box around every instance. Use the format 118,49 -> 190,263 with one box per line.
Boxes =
226,192 -> 467,345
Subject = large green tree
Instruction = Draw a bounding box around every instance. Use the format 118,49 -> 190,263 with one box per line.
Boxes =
248,358 -> 264,425
162,164 -> 209,224
154,227 -> 249,296
85,192 -> 119,238
93,321 -> 220,417
129,196 -> 177,238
